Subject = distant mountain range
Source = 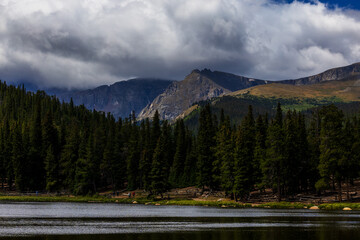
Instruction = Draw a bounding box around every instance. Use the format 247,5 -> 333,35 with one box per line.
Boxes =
181,63 -> 360,129
27,62 -> 360,121
56,78 -> 174,119
139,62 -> 360,121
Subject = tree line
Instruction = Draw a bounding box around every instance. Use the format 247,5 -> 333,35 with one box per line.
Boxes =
0,80 -> 359,201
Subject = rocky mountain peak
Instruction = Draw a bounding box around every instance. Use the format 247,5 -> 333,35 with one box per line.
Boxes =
137,70 -> 267,121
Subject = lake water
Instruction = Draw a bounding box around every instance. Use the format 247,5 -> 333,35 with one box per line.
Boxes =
0,202 -> 359,240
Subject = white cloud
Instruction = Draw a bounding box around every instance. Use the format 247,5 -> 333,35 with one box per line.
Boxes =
0,0 -> 359,88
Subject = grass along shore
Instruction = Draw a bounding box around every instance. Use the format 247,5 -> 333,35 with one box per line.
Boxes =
0,195 -> 359,210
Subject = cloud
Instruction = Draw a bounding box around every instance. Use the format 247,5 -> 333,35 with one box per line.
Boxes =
0,0 -> 359,89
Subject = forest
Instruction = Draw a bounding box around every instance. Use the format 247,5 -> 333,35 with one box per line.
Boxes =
0,80 -> 359,202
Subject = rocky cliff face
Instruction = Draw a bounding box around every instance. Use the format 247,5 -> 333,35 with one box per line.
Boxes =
281,62 -> 360,85
57,78 -> 173,119
137,69 -> 267,120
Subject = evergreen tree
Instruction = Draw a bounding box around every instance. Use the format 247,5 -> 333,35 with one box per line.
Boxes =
126,120 -> 140,190
308,110 -> 321,192
101,120 -> 116,190
112,119 -> 127,189
296,113 -> 310,192
74,130 -> 96,195
28,100 -> 45,190
263,103 -> 284,201
44,145 -> 59,192
11,123 -> 26,191
283,110 -> 303,195
253,115 -> 267,190
42,111 -> 60,192
196,104 -> 216,190
150,121 -> 171,197
60,121 -> 80,191
170,119 -> 187,187
317,105 -> 345,201
233,105 -> 255,201
341,118 -> 359,200
139,119 -> 152,190
182,134 -> 197,186
214,116 -> 235,197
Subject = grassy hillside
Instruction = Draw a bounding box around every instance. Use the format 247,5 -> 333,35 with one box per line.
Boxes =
231,79 -> 360,102
183,79 -> 360,130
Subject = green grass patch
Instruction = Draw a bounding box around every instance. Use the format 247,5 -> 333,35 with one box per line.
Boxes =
254,202 -> 313,209
319,203 -> 360,210
155,199 -> 251,208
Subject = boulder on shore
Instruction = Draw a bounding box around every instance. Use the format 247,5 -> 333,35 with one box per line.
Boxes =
309,206 -> 319,210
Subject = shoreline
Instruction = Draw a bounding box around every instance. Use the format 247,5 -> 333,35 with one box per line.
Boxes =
0,196 -> 359,210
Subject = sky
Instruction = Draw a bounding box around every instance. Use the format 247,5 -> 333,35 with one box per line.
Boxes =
0,0 -> 360,89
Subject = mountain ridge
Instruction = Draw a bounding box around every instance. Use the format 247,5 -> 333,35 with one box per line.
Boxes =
138,62 -> 360,121
57,78 -> 174,119
137,69 -> 269,120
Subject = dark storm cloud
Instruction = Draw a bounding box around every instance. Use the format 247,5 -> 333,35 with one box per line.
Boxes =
0,0 -> 359,89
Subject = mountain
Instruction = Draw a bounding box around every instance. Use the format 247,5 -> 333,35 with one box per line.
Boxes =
57,78 -> 174,119
139,62 -> 360,121
137,69 -> 267,120
231,78 -> 360,102
182,64 -> 360,130
281,62 -> 360,85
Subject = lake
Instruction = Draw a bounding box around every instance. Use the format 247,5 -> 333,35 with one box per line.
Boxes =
0,202 -> 359,240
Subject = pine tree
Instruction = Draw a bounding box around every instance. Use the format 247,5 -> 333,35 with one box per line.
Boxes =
74,130 -> 96,195
182,134 -> 197,186
101,121 -> 116,190
308,110 -> 321,192
296,113 -> 310,192
233,105 -> 255,201
342,118 -> 358,200
28,101 -> 45,190
253,115 -> 267,190
139,119 -> 152,190
263,103 -> 284,201
150,121 -> 171,197
42,111 -> 60,192
11,123 -> 26,191
214,116 -> 235,197
170,119 -> 187,187
196,104 -> 216,190
283,110 -> 301,195
44,146 -> 59,192
112,119 -> 127,189
60,121 -> 80,191
126,120 -> 140,190
317,105 -> 345,202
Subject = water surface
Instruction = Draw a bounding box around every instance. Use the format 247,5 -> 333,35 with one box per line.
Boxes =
0,202 -> 359,239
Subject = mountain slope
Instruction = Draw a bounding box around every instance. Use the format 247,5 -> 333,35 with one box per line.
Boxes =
231,78 -> 360,102
180,63 -> 360,129
281,62 -> 360,85
139,62 -> 360,121
57,78 -> 173,119
137,69 -> 267,120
